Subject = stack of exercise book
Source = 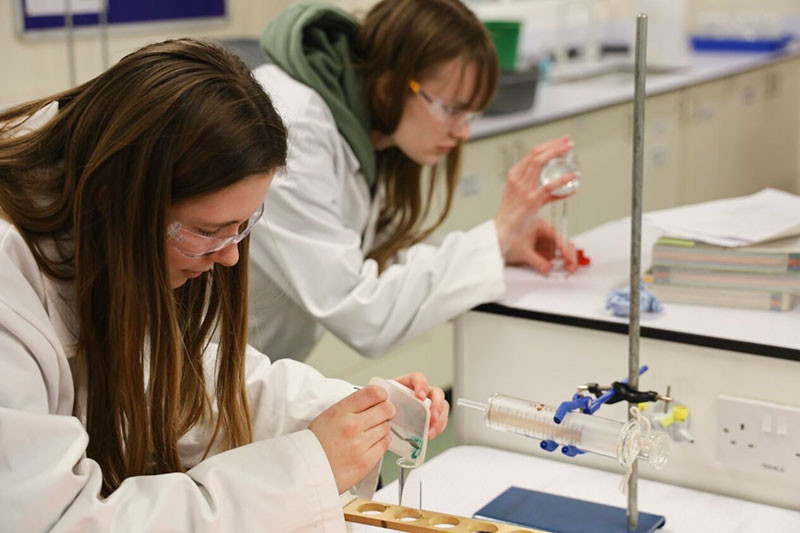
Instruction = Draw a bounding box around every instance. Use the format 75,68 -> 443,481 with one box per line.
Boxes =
647,235 -> 800,311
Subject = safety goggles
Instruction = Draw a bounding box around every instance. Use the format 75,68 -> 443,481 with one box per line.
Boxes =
167,202 -> 264,258
409,79 -> 481,127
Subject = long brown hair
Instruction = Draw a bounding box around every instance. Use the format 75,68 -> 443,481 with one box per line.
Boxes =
355,0 -> 498,269
0,39 -> 287,494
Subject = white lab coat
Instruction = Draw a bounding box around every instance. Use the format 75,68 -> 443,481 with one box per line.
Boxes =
248,65 -> 506,360
0,217 -> 357,532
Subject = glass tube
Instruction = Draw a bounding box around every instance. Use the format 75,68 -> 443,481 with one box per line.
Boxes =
539,150 -> 580,278
396,457 -> 421,509
460,394 -> 669,470
549,200 -> 569,278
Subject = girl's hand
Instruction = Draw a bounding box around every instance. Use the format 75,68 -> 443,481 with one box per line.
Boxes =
505,217 -> 578,274
494,135 -> 577,258
394,372 -> 449,439
309,385 -> 395,493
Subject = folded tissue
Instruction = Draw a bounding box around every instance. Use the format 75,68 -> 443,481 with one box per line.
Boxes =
605,281 -> 663,317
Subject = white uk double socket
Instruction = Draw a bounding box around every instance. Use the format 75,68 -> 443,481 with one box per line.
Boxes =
716,395 -> 800,478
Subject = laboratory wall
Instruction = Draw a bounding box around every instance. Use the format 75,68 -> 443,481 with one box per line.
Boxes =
2,0 -> 359,106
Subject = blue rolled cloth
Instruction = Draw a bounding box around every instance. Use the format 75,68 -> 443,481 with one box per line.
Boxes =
605,281 -> 663,317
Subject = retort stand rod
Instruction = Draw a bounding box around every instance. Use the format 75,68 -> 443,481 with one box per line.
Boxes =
628,12 -> 649,531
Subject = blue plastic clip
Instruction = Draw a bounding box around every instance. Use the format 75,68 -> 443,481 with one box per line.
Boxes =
540,440 -> 559,452
554,365 -> 649,423
561,446 -> 585,457
547,365 -> 649,458
553,395 -> 592,424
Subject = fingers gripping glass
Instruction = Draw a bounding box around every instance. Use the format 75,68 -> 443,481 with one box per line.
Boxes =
408,80 -> 481,127
167,203 -> 264,258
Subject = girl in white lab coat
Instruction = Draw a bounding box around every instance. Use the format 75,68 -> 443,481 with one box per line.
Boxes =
0,39 -> 446,532
248,0 -> 578,360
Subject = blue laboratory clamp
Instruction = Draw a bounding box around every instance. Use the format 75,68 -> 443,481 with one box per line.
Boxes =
540,365 -> 650,457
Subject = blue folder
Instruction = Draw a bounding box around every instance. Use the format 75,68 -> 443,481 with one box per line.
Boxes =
474,486 -> 666,533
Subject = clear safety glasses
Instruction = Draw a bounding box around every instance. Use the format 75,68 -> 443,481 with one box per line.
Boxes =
408,79 -> 481,127
167,203 -> 264,258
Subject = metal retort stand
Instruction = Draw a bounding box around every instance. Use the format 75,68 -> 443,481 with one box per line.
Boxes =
344,12 -> 658,533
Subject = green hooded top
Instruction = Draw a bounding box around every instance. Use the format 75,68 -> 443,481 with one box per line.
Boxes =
260,2 -> 377,187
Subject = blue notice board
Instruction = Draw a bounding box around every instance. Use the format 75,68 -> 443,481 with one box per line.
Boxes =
20,0 -> 226,33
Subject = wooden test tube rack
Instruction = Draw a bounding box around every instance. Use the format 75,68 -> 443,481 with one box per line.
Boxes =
343,497 -> 544,533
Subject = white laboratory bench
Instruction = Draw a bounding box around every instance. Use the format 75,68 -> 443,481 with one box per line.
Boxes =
453,220 -> 800,511
488,219 -> 800,351
347,446 -> 800,533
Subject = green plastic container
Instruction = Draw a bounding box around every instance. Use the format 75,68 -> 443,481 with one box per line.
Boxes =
483,20 -> 522,71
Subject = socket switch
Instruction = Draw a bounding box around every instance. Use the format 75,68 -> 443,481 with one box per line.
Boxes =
717,395 -> 800,478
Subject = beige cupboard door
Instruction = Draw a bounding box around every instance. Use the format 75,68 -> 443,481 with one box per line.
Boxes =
725,67 -> 774,198
565,95 -> 682,231
641,92 -> 682,212
677,77 -> 734,204
758,60 -> 800,195
569,104 -> 633,235
721,60 -> 800,199
431,132 -> 508,234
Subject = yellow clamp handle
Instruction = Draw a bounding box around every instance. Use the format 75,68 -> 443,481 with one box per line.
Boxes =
659,411 -> 675,427
658,405 -> 689,427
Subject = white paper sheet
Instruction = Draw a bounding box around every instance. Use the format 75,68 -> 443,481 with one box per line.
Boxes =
641,188 -> 800,247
